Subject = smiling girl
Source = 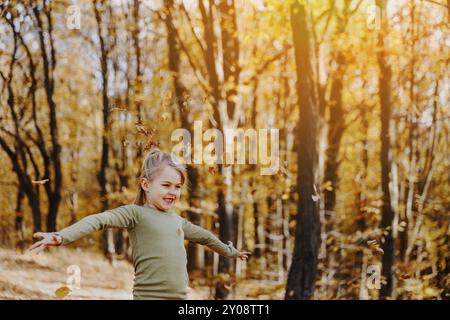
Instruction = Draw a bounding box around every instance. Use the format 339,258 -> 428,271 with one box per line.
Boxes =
28,149 -> 249,299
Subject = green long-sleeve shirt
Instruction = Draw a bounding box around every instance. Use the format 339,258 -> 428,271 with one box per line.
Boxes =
57,204 -> 240,299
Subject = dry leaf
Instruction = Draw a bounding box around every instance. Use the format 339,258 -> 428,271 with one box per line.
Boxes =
160,112 -> 170,121
323,180 -> 333,191
32,179 -> 49,185
162,91 -> 172,108
208,166 -> 216,175
55,286 -> 71,299
143,139 -> 160,151
277,165 -> 288,177
111,107 -> 127,112
398,273 -> 411,280
367,239 -> 384,254
135,124 -> 150,136
134,94 -> 145,102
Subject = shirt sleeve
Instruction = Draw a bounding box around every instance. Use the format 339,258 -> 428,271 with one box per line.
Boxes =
181,218 -> 240,258
57,204 -> 140,245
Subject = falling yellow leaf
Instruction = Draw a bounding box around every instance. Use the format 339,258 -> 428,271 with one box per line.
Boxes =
133,94 -> 145,102
143,140 -> 160,151
323,180 -> 333,191
32,179 -> 49,185
277,165 -> 288,177
162,91 -> 172,108
398,273 -> 411,280
160,112 -> 170,121
111,107 -> 127,112
135,124 -> 150,136
367,239 -> 384,254
55,286 -> 71,299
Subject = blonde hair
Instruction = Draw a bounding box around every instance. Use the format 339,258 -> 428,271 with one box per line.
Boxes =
134,149 -> 187,206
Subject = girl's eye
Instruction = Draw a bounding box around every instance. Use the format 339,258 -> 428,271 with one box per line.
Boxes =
176,185 -> 181,189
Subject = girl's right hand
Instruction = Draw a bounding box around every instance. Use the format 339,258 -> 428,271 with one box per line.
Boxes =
28,232 -> 62,254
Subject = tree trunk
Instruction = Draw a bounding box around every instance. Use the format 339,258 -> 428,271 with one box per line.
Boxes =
15,187 -> 25,252
375,0 -> 396,299
93,0 -> 115,265
323,50 -> 345,215
165,0 -> 204,272
33,2 -> 62,232
219,0 -> 240,120
217,165 -> 234,274
285,1 -> 321,300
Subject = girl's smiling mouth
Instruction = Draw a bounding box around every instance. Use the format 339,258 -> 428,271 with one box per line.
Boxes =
163,197 -> 175,205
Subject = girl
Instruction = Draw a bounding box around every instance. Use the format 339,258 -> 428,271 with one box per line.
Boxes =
28,149 -> 249,300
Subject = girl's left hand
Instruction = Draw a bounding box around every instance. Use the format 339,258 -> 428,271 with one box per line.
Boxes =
228,241 -> 251,261
28,232 -> 62,254
238,251 -> 251,261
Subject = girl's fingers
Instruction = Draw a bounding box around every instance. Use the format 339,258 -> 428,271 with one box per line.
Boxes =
28,240 -> 44,252
29,242 -> 47,254
239,252 -> 249,260
33,232 -> 45,239
32,244 -> 47,254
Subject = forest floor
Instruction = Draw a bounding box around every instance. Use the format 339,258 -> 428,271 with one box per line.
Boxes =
0,246 -> 285,300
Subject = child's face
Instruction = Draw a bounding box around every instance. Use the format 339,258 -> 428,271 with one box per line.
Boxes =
141,166 -> 183,212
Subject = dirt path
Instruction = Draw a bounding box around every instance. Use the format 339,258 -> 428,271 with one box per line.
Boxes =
0,246 -> 211,300
0,246 -> 283,300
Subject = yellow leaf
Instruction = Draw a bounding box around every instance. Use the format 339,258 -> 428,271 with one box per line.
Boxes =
160,112 -> 170,121
323,180 -> 333,191
162,91 -> 172,108
55,286 -> 71,299
135,124 -> 150,136
32,179 -> 49,185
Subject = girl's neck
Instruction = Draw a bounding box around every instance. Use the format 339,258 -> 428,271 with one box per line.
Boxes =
143,203 -> 169,213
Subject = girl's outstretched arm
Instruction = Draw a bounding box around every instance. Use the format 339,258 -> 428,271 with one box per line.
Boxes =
28,204 -> 139,253
182,219 -> 251,261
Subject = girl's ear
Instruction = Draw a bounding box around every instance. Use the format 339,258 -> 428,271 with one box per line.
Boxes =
140,178 -> 150,192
